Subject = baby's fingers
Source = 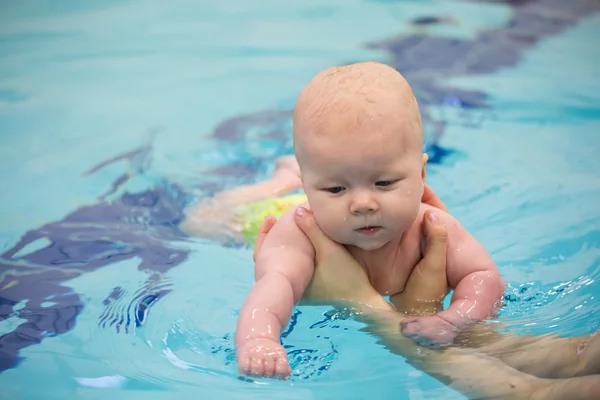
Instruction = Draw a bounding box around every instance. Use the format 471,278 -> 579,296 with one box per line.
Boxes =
250,356 -> 266,376
238,355 -> 251,375
262,356 -> 276,377
275,357 -> 292,378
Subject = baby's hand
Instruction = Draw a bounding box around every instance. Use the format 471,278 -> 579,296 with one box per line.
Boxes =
400,315 -> 460,348
237,338 -> 292,378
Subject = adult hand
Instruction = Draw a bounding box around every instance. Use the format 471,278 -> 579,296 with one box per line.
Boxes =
422,183 -> 448,212
390,210 -> 450,316
294,207 -> 449,315
252,183 -> 450,314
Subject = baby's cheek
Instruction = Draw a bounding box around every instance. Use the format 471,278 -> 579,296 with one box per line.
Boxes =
314,211 -> 348,243
387,199 -> 418,228
318,215 -> 344,240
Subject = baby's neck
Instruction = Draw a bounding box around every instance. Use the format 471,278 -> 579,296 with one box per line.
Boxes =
346,234 -> 404,271
344,235 -> 405,295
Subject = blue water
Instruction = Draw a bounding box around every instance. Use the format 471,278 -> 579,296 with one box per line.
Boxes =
1,1 -> 600,399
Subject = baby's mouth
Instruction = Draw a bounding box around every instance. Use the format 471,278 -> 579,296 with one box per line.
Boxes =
356,226 -> 382,235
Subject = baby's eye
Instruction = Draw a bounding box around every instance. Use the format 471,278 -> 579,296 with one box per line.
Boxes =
376,180 -> 395,187
325,186 -> 345,194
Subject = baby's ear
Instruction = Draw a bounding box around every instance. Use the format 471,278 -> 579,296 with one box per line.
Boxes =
421,153 -> 428,183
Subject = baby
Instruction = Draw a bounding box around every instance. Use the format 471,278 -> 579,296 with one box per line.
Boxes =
235,61 -> 506,377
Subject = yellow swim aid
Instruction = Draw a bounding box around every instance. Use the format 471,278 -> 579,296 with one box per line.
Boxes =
237,193 -> 307,242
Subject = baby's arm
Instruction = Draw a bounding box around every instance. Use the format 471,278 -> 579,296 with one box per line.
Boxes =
235,208 -> 315,377
440,210 -> 506,326
402,210 -> 506,346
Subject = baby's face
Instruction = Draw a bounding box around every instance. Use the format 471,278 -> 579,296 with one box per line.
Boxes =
297,121 -> 425,251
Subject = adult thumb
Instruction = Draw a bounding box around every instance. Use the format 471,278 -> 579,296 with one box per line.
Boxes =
399,210 -> 449,307
294,207 -> 338,254
253,215 -> 277,262
420,209 -> 449,277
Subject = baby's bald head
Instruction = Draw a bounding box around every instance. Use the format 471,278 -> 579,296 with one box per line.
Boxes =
293,61 -> 423,162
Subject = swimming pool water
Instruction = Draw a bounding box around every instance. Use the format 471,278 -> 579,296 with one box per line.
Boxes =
1,1 -> 599,399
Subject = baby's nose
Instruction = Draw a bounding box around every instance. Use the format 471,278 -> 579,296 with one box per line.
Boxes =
350,195 -> 379,214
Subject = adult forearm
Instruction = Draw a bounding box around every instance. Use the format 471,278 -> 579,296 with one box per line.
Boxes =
353,304 -> 543,400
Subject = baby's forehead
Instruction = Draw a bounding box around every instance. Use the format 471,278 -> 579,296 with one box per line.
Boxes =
294,62 -> 423,157
295,96 -> 420,146
299,141 -> 412,181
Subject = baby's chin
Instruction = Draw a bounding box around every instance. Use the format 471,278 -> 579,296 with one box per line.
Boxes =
352,241 -> 388,251
342,236 -> 391,251
321,227 -> 392,251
